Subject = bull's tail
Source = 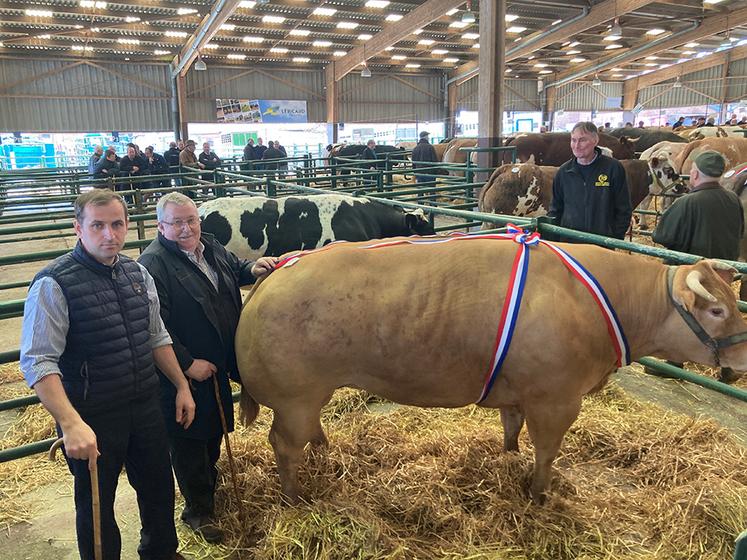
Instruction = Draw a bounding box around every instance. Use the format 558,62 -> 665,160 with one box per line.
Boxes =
239,385 -> 260,426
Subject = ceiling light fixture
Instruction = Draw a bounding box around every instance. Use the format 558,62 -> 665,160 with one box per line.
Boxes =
673,76 -> 682,88
405,63 -> 421,68
289,29 -> 310,36
333,50 -> 346,56
592,74 -> 602,86
462,33 -> 479,40
270,47 -> 288,53
239,1 -> 256,7
337,21 -> 359,29
365,0 -> 390,7
194,54 -> 207,70
293,56 -> 310,62
461,0 -> 476,24
386,14 -> 403,22
646,28 -> 666,36
313,7 -> 337,16
262,15 -> 285,24
227,53 -> 246,60
243,36 -> 264,43
609,17 -> 622,38
605,43 -> 623,50
358,34 -> 373,40
506,26 -> 526,33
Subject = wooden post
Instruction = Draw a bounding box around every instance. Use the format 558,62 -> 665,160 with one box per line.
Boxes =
447,80 -> 458,138
477,0 -> 505,174
177,74 -> 188,142
326,64 -> 339,144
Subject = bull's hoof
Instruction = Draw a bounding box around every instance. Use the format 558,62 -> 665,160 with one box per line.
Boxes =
718,367 -> 742,384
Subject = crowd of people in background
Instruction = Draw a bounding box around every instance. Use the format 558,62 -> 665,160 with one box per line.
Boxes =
596,113 -> 747,133
86,136 -> 289,188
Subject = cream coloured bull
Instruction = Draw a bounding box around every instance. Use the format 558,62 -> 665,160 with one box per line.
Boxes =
236,239 -> 747,504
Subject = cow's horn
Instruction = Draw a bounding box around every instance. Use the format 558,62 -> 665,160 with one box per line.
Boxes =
685,270 -> 718,302
709,260 -> 737,273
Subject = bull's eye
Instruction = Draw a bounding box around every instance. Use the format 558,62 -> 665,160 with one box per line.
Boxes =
709,307 -> 725,318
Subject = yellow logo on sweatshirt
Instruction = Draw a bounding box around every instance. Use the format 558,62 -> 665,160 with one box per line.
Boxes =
595,174 -> 610,187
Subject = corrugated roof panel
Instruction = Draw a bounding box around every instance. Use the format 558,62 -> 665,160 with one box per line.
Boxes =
555,81 -> 624,111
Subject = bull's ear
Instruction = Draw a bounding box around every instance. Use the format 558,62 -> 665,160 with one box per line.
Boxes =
704,259 -> 738,285
672,268 -> 697,312
526,154 -> 535,164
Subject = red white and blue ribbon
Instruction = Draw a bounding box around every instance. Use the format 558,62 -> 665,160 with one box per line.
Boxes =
274,226 -> 630,403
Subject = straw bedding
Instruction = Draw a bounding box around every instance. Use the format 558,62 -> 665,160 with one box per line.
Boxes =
0,364 -> 744,559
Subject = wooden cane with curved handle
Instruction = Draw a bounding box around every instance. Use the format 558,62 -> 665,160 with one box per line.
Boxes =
49,437 -> 102,560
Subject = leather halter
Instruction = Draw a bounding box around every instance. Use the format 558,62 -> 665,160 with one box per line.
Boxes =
667,266 -> 747,367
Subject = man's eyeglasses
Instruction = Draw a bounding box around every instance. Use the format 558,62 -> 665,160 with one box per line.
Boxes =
161,217 -> 200,228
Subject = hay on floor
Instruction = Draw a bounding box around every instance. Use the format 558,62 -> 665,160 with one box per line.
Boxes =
178,384 -> 746,560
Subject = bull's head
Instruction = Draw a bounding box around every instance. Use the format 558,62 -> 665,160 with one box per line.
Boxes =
663,260 -> 747,369
405,209 -> 435,236
648,156 -> 682,194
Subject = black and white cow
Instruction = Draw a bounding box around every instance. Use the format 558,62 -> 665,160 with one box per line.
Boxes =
198,194 -> 435,260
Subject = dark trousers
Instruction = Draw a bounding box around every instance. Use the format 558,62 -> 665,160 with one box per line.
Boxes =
169,435 -> 222,520
62,395 -> 178,560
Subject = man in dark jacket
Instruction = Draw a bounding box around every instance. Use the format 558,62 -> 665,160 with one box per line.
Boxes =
262,140 -> 283,173
164,142 -> 181,170
672,117 -> 685,130
362,139 -> 378,169
93,149 -> 119,183
548,121 -> 632,239
242,138 -> 257,169
145,146 -> 169,189
411,131 -> 439,193
275,140 -> 288,178
652,151 -> 744,383
139,192 -> 277,543
653,151 -> 743,260
20,189 -> 195,560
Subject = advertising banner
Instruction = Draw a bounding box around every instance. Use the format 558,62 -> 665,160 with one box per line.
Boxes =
216,99 -> 308,123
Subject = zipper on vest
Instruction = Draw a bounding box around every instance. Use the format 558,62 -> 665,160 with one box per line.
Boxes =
112,268 -> 141,397
81,361 -> 89,400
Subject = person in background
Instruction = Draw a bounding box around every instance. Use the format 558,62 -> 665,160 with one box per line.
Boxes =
739,115 -> 747,125
652,151 -> 744,384
198,143 -> 221,193
145,146 -> 169,190
177,140 -> 185,151
548,121 -> 632,240
275,140 -> 288,178
178,140 -> 203,198
704,116 -> 716,127
163,142 -> 181,171
139,192 -> 276,544
119,143 -> 147,178
624,122 -> 633,128
254,138 -> 267,172
728,113 -> 738,125
411,131 -> 439,201
87,145 -> 104,177
261,141 -> 283,176
20,189 -> 195,560
242,138 -> 257,171
637,120 -> 645,128
93,149 -> 119,183
672,116 -> 685,130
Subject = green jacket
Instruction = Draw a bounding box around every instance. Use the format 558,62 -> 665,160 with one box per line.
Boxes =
652,182 -> 744,260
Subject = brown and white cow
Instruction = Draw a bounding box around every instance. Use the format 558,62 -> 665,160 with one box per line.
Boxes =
236,241 -> 747,504
503,132 -> 635,166
673,137 -> 747,177
478,160 -> 657,228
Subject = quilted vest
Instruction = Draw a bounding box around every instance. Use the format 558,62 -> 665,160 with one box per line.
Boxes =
32,242 -> 158,414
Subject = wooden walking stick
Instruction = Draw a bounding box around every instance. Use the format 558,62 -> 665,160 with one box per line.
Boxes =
50,438 -> 103,560
212,374 -> 250,532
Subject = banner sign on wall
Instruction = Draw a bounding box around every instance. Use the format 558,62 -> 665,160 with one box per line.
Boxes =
216,99 -> 308,123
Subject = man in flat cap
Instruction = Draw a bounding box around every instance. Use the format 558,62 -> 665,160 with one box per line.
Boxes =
653,150 -> 744,382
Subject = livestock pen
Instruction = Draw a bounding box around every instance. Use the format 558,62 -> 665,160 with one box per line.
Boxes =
0,154 -> 745,560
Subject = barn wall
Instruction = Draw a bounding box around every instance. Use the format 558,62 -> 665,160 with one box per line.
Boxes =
337,72 -> 445,123
185,66 -> 327,123
0,58 -> 173,132
554,81 -> 624,111
456,78 -> 540,112
638,66 -> 725,109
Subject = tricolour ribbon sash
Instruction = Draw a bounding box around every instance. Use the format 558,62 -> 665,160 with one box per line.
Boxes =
274,226 -> 630,403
